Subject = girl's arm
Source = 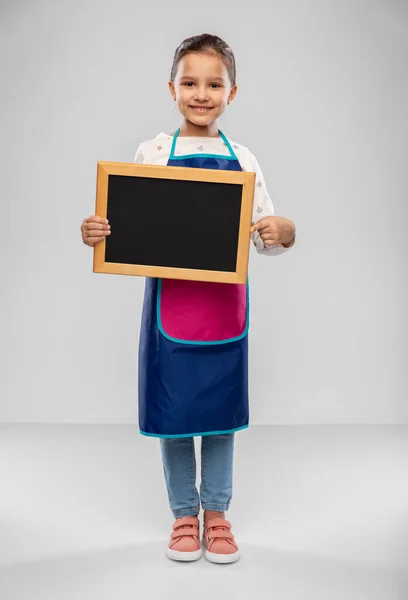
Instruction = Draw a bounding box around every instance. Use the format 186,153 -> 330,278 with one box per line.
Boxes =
246,150 -> 295,255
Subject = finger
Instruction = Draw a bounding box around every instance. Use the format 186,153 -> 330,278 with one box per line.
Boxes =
252,224 -> 271,234
84,222 -> 110,231
264,239 -> 280,246
85,216 -> 109,225
254,224 -> 274,235
260,233 -> 278,241
86,229 -> 111,238
251,218 -> 270,233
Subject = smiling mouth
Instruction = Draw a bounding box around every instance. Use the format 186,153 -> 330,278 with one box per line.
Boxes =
189,106 -> 213,112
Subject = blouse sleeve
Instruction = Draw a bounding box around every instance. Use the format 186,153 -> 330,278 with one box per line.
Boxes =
246,149 -> 292,256
133,144 -> 144,164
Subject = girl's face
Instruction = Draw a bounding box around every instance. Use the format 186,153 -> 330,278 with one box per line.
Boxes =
169,52 -> 237,130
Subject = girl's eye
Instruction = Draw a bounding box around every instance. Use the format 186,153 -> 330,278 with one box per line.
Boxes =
182,82 -> 221,88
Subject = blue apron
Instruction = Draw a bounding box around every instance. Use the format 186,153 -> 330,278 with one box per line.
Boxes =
138,129 -> 249,438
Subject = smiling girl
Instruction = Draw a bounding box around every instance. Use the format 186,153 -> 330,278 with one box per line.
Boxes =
81,33 -> 296,564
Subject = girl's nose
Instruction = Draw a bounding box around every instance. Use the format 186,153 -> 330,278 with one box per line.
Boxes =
194,87 -> 210,101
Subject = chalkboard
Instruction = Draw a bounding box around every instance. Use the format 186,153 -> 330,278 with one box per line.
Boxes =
93,161 -> 255,284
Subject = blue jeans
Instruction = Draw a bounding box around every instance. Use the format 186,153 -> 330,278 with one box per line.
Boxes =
160,433 -> 235,519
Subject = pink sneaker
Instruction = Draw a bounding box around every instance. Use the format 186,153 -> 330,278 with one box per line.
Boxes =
202,517 -> 240,564
166,516 -> 202,561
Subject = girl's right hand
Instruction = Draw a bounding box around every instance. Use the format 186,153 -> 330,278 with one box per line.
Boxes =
81,215 -> 111,247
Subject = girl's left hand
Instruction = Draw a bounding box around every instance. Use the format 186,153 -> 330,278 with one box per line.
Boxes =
250,216 -> 295,247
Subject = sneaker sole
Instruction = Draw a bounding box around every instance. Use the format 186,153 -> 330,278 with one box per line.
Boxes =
166,547 -> 203,562
204,548 -> 241,564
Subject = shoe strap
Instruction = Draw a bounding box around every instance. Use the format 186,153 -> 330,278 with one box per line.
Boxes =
171,528 -> 199,540
205,517 -> 232,530
206,529 -> 234,541
172,517 -> 199,530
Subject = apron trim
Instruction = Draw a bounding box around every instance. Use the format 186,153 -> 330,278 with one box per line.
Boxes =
169,128 -> 239,161
139,423 -> 249,439
156,278 -> 250,345
169,154 -> 237,160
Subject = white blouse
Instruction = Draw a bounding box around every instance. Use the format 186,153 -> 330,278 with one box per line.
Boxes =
133,132 -> 291,256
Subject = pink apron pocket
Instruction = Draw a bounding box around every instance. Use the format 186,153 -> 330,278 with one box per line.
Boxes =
159,279 -> 248,343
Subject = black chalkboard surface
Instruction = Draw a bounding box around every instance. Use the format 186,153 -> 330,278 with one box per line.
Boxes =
93,161 -> 255,284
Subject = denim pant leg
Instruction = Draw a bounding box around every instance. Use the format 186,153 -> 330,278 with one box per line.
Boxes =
160,437 -> 201,519
200,433 -> 235,512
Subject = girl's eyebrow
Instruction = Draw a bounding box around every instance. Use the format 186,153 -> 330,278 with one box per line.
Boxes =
179,75 -> 225,82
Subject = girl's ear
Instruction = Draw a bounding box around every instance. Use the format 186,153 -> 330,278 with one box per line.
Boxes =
168,81 -> 176,100
227,84 -> 238,105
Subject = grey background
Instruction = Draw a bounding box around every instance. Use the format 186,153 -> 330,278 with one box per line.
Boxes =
1,0 -> 406,424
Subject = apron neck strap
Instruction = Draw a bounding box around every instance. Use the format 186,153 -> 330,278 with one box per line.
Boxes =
218,130 -> 237,158
169,128 -> 180,159
170,128 -> 237,160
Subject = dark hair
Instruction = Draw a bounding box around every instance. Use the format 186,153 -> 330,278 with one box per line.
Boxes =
170,33 -> 236,86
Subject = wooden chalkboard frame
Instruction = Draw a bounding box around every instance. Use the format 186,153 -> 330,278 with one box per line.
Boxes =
93,161 -> 255,284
